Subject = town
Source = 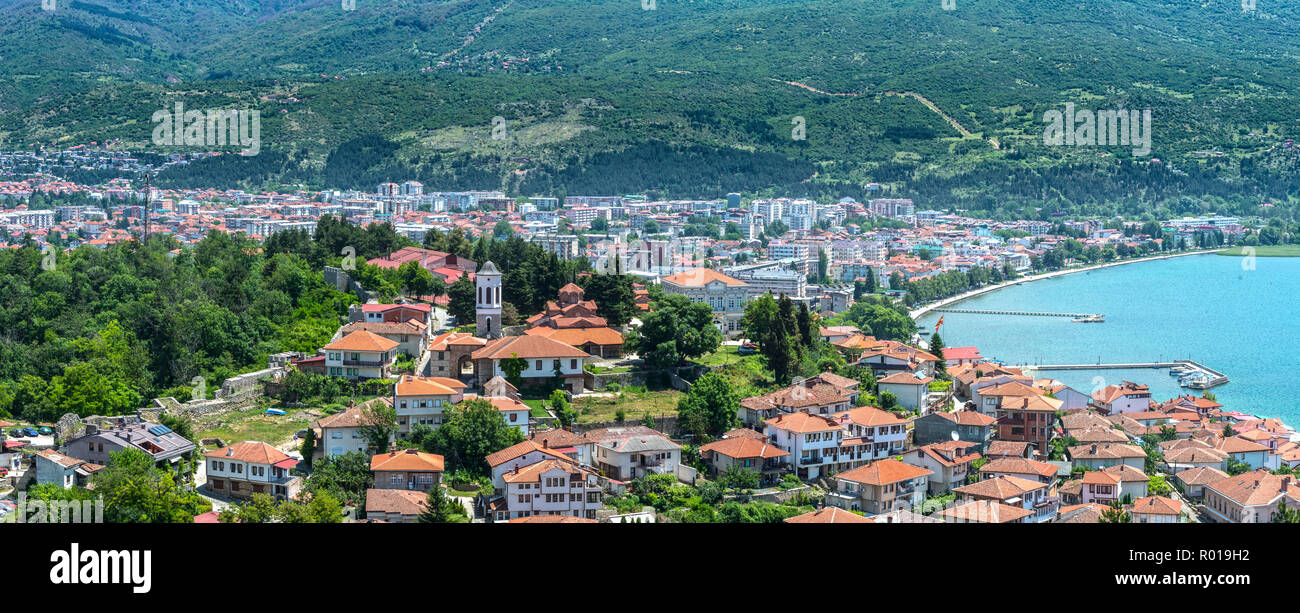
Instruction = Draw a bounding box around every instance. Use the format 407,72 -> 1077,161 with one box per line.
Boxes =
0,159 -> 1294,526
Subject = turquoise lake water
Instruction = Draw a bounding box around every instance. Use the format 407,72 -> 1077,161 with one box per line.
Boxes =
915,253 -> 1300,425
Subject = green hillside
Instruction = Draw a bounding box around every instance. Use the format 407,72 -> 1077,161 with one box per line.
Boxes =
1,0 -> 1299,218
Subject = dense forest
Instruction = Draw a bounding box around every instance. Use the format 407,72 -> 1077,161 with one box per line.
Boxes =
0,215 -> 437,424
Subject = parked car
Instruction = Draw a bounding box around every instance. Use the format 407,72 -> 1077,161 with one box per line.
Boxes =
23,427 -> 38,437
8,429 -> 25,438
37,426 -> 52,435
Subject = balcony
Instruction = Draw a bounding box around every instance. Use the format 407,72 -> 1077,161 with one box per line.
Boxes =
343,359 -> 388,368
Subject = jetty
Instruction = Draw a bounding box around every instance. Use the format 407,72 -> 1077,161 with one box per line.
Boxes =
931,308 -> 1104,321
1019,360 -> 1229,389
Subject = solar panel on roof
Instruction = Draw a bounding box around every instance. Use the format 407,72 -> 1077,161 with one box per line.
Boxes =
148,425 -> 172,436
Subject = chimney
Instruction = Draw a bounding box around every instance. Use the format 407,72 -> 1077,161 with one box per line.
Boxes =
1090,444 -> 1097,454
542,439 -> 549,449
513,463 -> 519,474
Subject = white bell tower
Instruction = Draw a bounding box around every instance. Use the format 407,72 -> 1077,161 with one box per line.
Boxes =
476,261 -> 503,338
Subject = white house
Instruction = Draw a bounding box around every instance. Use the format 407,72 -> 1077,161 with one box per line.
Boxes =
314,405 -> 371,458
322,330 -> 399,380
393,375 -> 466,437
203,441 -> 302,501
585,425 -> 682,482
877,372 -> 933,412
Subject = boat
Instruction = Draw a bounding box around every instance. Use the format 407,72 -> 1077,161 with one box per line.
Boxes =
1071,315 -> 1105,323
265,408 -> 286,416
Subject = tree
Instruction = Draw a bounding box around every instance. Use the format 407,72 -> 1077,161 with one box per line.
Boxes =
676,371 -> 740,438
92,448 -> 212,522
493,220 -> 514,238
423,398 -> 525,477
1147,475 -> 1173,497
1273,498 -> 1300,523
419,486 -> 469,523
1100,500 -> 1131,523
550,389 -> 577,429
500,353 -> 527,388
579,273 -> 636,327
796,302 -> 815,348
928,332 -> 948,378
632,294 -> 721,369
447,275 -> 477,324
305,451 -> 374,509
299,427 -> 317,469
359,399 -> 398,453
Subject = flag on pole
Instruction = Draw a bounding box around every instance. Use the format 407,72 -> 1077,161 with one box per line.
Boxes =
935,316 -> 944,331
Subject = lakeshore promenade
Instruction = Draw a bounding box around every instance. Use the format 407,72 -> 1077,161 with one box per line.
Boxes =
908,248 -> 1221,321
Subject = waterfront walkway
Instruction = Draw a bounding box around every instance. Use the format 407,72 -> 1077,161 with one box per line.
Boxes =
930,308 -> 1101,319
908,249 -> 1221,321
1018,360 -> 1229,389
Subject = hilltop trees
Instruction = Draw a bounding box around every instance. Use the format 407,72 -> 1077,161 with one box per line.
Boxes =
0,231 -> 356,423
626,294 -> 721,370
676,371 -> 741,439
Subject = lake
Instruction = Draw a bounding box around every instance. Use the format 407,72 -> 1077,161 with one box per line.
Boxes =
915,253 -> 1300,425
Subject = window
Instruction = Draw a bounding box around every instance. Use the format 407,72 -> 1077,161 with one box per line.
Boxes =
535,360 -> 542,371
510,413 -> 518,422
571,359 -> 577,370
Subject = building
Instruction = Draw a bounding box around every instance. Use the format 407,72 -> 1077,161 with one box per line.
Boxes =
585,425 -> 682,482
62,419 -> 197,468
1091,381 -> 1152,415
994,394 -> 1060,458
783,507 -> 873,524
494,458 -> 604,522
322,330 -> 399,380
660,268 -> 749,336
203,441 -> 302,502
469,335 -> 591,394
314,405 -> 371,458
877,372 -> 933,412
335,320 -> 427,358
392,375 -> 466,436
825,459 -> 932,515
475,261 -> 503,338
34,449 -> 101,489
370,449 -> 445,491
953,475 -> 1058,522
698,436 -> 790,485
1069,443 -> 1147,470
913,410 -> 997,453
1130,495 -> 1183,523
364,489 -> 429,523
1202,470 -> 1300,523
906,441 -> 981,495
938,500 -> 1033,524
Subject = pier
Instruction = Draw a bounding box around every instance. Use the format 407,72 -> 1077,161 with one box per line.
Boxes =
1019,360 -> 1229,389
931,308 -> 1104,320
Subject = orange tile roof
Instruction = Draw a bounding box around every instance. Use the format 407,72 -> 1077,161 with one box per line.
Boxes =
485,440 -> 575,468
764,411 -> 842,434
370,449 -> 445,472
323,330 -> 400,352
395,375 -> 460,397
1130,495 -> 1182,516
699,437 -> 790,460
203,441 -> 292,465
661,267 -> 747,287
471,334 -> 592,360
784,507 -> 873,524
836,458 -> 932,486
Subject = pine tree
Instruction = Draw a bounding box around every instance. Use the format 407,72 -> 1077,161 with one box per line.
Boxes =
928,332 -> 948,378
